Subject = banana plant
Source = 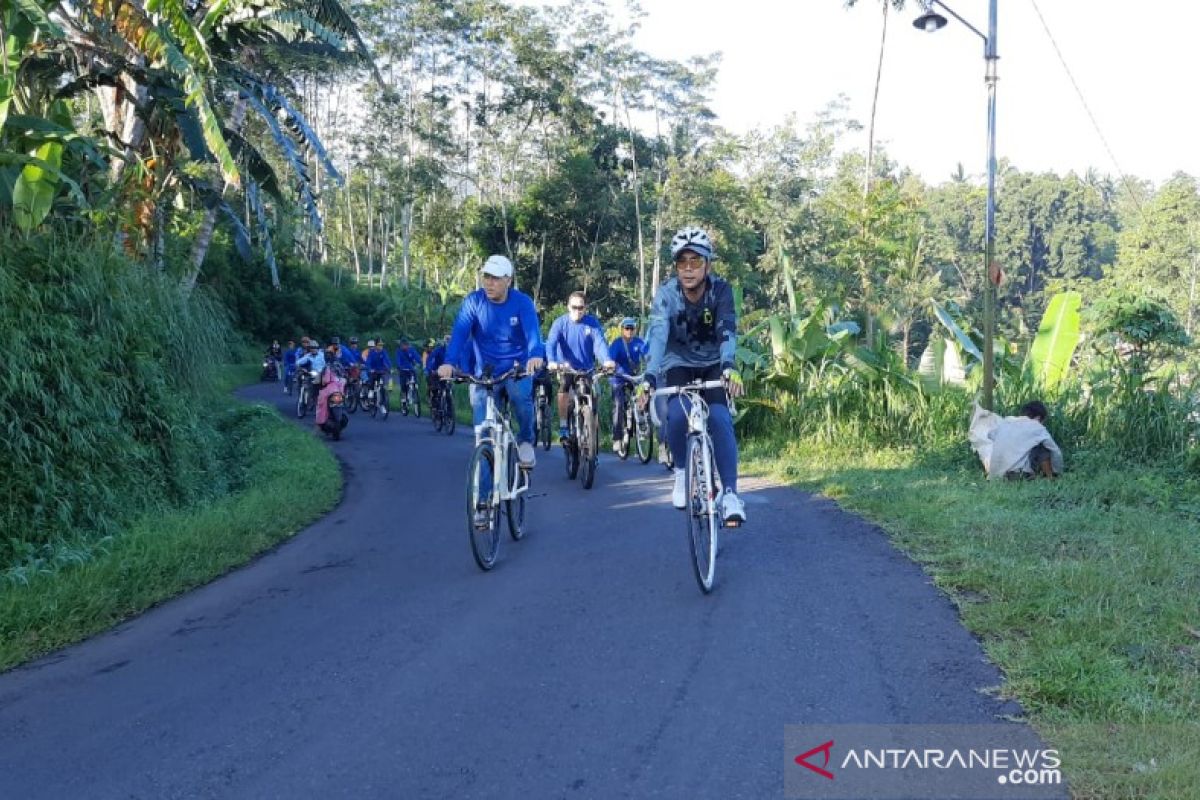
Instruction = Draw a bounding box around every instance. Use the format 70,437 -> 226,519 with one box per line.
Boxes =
1025,291 -> 1082,390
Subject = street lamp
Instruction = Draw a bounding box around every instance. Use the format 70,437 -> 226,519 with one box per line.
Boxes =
914,0 -> 999,410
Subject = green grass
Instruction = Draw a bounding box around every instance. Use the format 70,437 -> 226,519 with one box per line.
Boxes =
744,439 -> 1200,799
0,367 -> 341,672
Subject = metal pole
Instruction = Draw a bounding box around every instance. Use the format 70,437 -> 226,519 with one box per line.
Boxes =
982,0 -> 998,410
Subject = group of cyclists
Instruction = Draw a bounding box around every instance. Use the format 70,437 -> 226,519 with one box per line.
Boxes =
434,226 -> 747,526
264,226 -> 747,526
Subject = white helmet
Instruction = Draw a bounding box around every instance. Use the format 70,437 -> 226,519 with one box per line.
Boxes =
670,226 -> 714,261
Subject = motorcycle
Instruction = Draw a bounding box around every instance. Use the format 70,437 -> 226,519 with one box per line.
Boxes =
261,357 -> 279,382
316,367 -> 349,440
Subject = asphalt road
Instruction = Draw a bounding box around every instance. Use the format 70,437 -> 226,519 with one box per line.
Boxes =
0,382 -> 1050,799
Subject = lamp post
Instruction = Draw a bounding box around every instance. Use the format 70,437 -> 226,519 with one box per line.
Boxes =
914,0 -> 998,410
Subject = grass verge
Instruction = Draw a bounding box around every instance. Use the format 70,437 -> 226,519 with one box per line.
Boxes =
743,439 -> 1200,799
0,366 -> 341,672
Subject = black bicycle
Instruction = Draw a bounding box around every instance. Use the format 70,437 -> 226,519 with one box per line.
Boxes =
431,378 -> 456,435
398,369 -> 421,417
556,365 -> 607,490
533,379 -> 553,451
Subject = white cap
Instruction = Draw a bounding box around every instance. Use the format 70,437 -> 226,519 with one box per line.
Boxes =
482,254 -> 514,277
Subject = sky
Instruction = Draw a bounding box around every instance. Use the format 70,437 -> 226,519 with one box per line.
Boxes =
528,0 -> 1198,185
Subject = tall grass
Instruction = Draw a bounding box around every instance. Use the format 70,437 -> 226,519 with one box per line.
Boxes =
0,229 -> 235,565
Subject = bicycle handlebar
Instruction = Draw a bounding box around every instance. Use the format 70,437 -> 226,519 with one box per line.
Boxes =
454,365 -> 523,386
554,365 -> 611,378
652,379 -> 727,397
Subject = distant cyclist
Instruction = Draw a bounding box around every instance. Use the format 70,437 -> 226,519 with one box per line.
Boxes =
608,317 -> 647,452
437,255 -> 545,467
393,337 -> 421,399
545,291 -> 615,442
645,226 -> 746,525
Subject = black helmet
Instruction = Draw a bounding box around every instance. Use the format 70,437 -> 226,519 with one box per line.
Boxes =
331,336 -> 342,345
349,336 -> 359,345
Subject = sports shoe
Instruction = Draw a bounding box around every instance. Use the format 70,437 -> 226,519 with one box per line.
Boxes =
558,425 -> 570,443
721,489 -> 747,525
518,441 -> 536,468
658,444 -> 671,467
612,439 -> 623,454
672,468 -> 687,509
473,508 -> 492,530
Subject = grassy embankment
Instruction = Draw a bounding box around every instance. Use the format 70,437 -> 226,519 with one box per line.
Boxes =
744,439 -> 1199,799
0,364 -> 341,672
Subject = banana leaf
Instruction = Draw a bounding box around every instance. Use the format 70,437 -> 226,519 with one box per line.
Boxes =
1026,291 -> 1081,389
931,299 -> 983,363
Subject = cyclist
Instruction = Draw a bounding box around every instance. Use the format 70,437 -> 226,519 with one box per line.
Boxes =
436,255 -> 545,468
393,337 -> 421,401
295,339 -> 324,373
425,334 -> 450,409
282,339 -> 298,393
545,291 -> 615,442
645,226 -> 747,525
608,317 -> 647,452
365,339 -> 392,393
331,337 -> 359,369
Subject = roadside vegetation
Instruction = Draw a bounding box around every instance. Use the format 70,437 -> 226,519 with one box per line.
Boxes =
4,1 -> 1199,796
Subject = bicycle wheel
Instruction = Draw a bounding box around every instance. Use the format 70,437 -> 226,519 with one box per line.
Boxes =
615,405 -> 630,461
579,405 -> 596,490
443,390 -> 456,435
367,387 -> 379,417
564,407 -> 580,480
411,385 -> 421,418
467,443 -> 500,571
296,385 -> 308,419
633,403 -> 652,464
505,441 -> 526,541
346,381 -> 359,413
539,400 -> 551,450
686,435 -> 718,593
378,387 -> 389,420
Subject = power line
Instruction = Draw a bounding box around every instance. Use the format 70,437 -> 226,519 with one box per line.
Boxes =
1028,0 -> 1146,216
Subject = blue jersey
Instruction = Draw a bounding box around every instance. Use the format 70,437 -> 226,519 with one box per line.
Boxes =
365,349 -> 392,373
446,289 -> 544,375
394,346 -> 421,371
425,344 -> 446,374
284,348 -> 299,367
608,335 -> 647,385
338,344 -> 361,366
546,314 -> 609,370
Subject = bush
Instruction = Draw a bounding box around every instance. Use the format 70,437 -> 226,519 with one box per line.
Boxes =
0,229 -> 235,564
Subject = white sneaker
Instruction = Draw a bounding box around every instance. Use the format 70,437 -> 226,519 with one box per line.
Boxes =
721,489 -> 746,525
612,440 -> 623,454
658,444 -> 671,466
672,468 -> 687,509
518,442 -> 536,468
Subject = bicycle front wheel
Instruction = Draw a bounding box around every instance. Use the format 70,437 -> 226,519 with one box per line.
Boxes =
633,404 -> 652,464
296,386 -> 308,419
578,406 -> 597,489
467,443 -> 500,571
443,391 -> 456,435
378,387 -> 389,420
505,441 -> 526,541
686,435 -> 718,594
411,386 -> 421,418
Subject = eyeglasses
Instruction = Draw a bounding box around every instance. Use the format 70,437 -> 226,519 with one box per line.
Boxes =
569,305 -> 585,311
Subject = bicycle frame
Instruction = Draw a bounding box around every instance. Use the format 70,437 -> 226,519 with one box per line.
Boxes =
466,371 -> 530,505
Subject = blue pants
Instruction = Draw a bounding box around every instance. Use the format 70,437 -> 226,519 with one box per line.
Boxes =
470,375 -> 534,444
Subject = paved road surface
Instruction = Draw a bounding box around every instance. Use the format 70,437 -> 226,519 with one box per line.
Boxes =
0,383 -> 1047,799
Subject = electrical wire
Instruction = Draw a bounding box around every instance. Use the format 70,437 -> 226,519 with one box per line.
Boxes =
1028,0 -> 1146,216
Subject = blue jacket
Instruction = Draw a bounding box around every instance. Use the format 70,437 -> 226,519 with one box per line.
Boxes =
446,289 -> 545,375
284,348 -> 299,367
425,344 -> 446,374
546,314 -> 609,370
608,335 -> 647,386
394,345 -> 421,371
365,348 -> 392,373
338,344 -> 361,366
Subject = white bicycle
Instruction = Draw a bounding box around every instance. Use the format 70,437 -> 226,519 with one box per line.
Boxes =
458,365 -> 532,571
654,378 -> 739,593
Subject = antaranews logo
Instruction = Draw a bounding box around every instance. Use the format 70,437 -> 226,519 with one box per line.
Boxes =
785,725 -> 1067,800
794,740 -> 836,780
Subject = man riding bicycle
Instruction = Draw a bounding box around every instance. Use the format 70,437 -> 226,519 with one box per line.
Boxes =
364,339 -> 392,390
608,317 -> 647,452
437,255 -> 545,468
425,334 -> 451,408
645,226 -> 747,525
393,337 -> 421,398
545,291 -> 615,442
